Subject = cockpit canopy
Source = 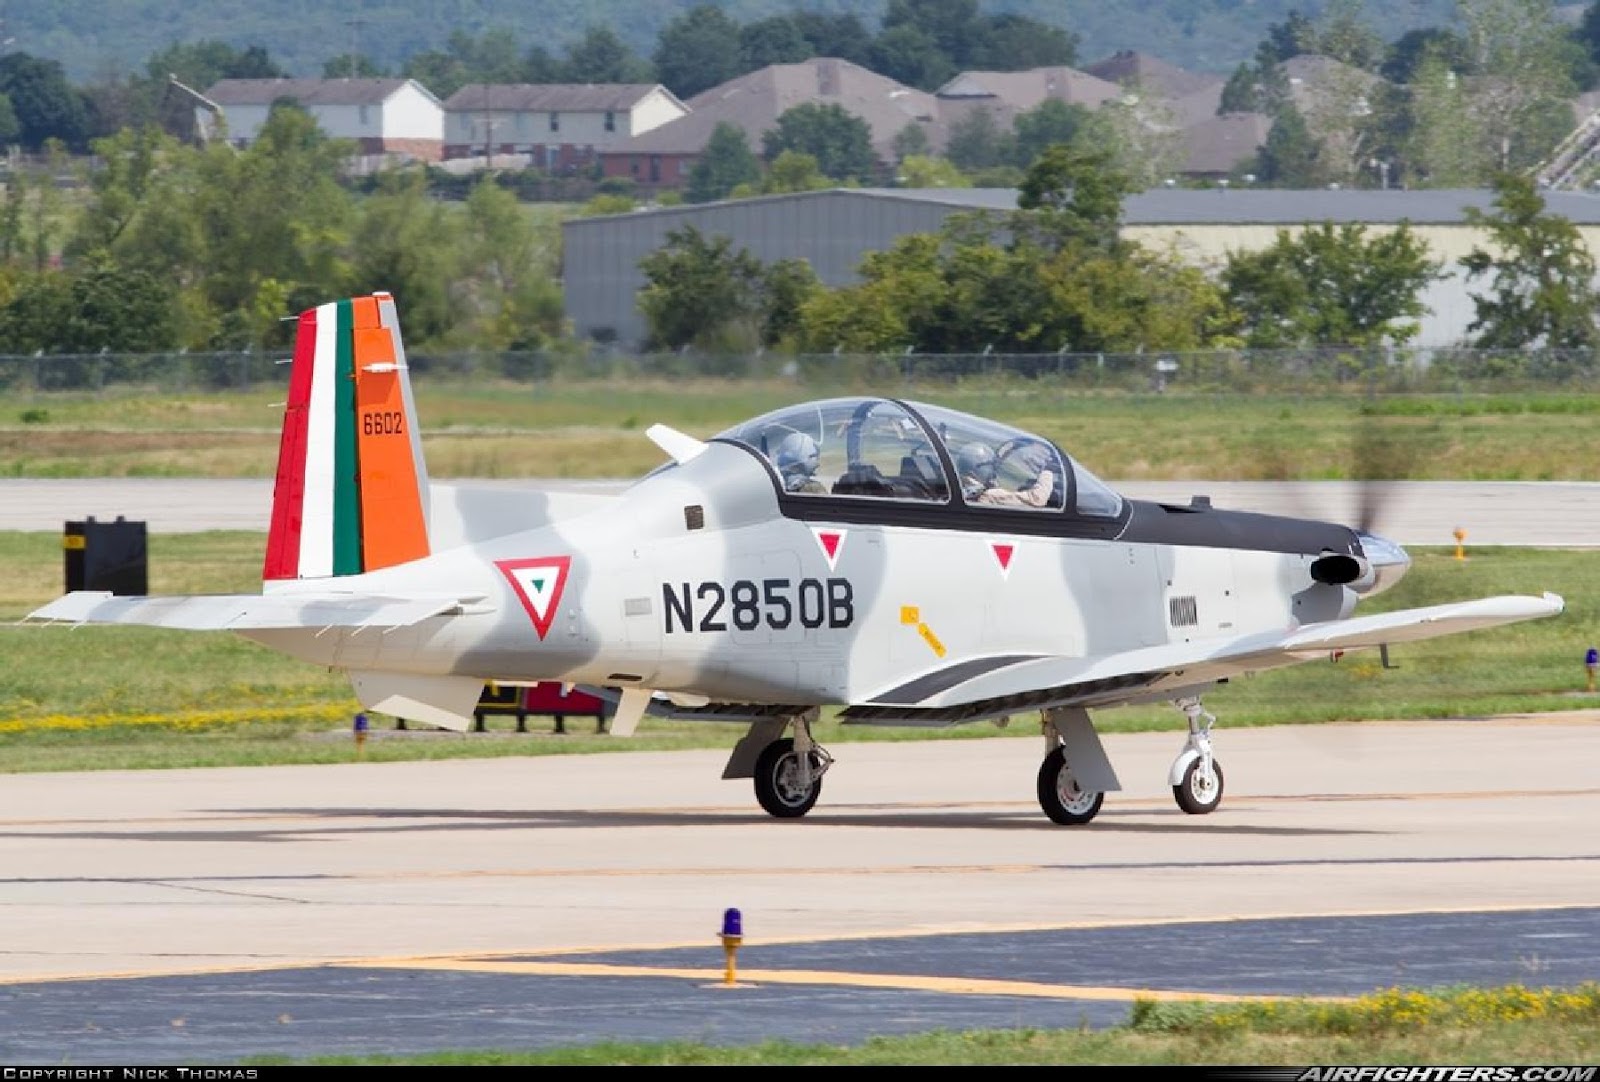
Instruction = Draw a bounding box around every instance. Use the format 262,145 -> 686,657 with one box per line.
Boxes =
717,397 -> 1123,517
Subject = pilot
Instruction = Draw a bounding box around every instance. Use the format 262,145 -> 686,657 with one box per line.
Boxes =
774,431 -> 826,494
957,441 -> 1055,508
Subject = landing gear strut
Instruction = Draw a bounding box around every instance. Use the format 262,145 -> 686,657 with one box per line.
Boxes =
1169,697 -> 1224,814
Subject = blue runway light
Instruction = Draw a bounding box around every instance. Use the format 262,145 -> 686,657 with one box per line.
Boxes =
721,907 -> 742,938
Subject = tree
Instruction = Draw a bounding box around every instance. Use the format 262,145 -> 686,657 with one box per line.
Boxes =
1220,223 -> 1440,348
1457,0 -> 1579,174
892,122 -> 930,162
458,177 -> 565,350
0,93 -> 18,147
1461,174 -> 1600,349
868,25 -> 955,91
1255,105 -> 1328,187
895,155 -> 970,188
0,260 -> 176,354
1034,243 -> 1235,353
1581,1 -> 1600,67
403,29 -> 522,100
347,170 -> 457,347
637,225 -> 804,351
758,259 -> 821,348
790,12 -> 875,67
1086,89 -> 1183,190
749,150 -> 831,195
795,217 -> 1230,355
738,17 -> 814,69
190,104 -> 354,345
1382,28 -> 1471,83
1219,63 -> 1262,114
1406,51 -> 1488,186
653,5 -> 743,100
1014,144 -> 1132,253
563,26 -> 653,84
944,107 -> 1013,171
762,103 -> 876,183
882,0 -> 984,68
1313,0 -> 1384,71
686,122 -> 760,204
1260,11 -> 1318,65
0,53 -> 90,151
971,14 -> 1077,71
1009,99 -> 1092,169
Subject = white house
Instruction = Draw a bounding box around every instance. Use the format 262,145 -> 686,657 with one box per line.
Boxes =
202,78 -> 445,161
440,84 -> 687,172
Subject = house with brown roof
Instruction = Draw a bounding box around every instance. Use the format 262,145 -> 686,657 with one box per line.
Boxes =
934,66 -> 1123,130
599,58 -> 942,189
441,84 -> 687,173
202,78 -> 444,161
1180,113 -> 1274,179
1084,50 -> 1224,102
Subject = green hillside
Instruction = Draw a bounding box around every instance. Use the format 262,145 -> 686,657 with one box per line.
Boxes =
10,0 -> 1470,82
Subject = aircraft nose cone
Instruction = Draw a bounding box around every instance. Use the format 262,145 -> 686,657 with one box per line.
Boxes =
1357,531 -> 1410,595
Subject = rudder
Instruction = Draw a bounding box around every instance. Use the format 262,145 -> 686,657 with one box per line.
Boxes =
264,292 -> 431,582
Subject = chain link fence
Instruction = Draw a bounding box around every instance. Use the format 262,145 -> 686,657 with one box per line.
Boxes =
2,346 -> 1599,395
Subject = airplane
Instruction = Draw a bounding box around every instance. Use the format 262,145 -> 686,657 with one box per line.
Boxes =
27,292 -> 1566,825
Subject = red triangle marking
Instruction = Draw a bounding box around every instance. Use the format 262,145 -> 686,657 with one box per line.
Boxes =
819,532 -> 841,560
993,543 -> 1014,571
496,556 -> 572,641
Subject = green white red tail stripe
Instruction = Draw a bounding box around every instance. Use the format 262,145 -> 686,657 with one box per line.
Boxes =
264,293 -> 430,582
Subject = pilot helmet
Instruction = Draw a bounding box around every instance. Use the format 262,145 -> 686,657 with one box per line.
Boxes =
955,441 -> 998,486
774,431 -> 820,482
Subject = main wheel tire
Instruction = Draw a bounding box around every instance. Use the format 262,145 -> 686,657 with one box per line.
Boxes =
754,737 -> 823,819
1173,756 -> 1224,815
1036,746 -> 1104,825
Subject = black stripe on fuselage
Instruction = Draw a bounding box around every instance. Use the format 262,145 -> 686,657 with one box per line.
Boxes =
1119,500 -> 1360,556
869,654 -> 1047,706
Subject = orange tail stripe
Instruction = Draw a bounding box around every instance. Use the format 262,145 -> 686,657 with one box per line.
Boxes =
354,313 -> 429,571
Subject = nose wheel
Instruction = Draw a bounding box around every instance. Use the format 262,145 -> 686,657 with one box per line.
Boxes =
1169,697 -> 1224,815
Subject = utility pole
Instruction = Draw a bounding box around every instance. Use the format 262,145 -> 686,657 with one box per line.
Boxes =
342,17 -> 368,78
477,84 -> 501,170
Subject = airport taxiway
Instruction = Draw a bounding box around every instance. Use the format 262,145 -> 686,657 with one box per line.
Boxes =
2,717 -> 1598,1063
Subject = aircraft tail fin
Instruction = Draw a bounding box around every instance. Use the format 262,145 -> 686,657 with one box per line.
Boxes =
264,293 -> 432,582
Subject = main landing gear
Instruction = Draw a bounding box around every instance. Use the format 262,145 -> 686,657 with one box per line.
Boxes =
1032,699 -> 1226,825
724,710 -> 834,820
1035,706 -> 1119,825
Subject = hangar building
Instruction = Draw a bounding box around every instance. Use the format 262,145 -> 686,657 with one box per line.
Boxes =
561,187 -> 1600,351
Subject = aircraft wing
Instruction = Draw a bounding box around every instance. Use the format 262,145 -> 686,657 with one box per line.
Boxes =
844,593 -> 1565,726
24,590 -> 482,631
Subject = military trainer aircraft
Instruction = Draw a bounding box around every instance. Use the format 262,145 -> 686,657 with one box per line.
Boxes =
29,293 -> 1565,825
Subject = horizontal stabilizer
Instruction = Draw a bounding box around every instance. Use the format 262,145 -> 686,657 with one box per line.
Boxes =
26,590 -> 479,631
